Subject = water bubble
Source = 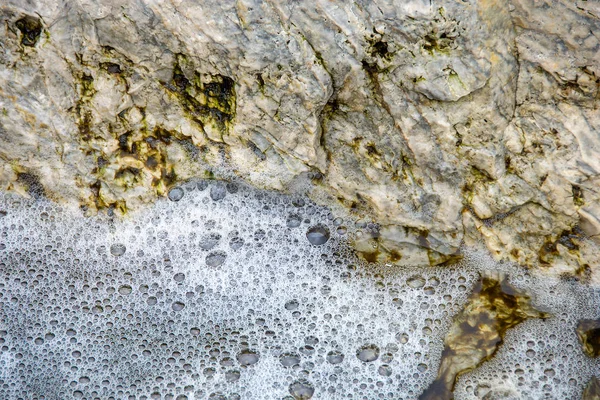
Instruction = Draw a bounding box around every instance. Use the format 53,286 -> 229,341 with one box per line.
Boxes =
225,370 -> 241,382
306,225 -> 330,245
406,275 -> 425,289
381,352 -> 394,363
226,182 -> 239,193
237,349 -> 260,366
326,350 -> 345,364
229,237 -> 244,250
378,364 -> 392,377
287,214 -> 302,228
110,243 -> 126,256
210,182 -> 227,201
118,285 -> 132,295
279,353 -> 301,367
172,301 -> 185,311
289,380 -> 315,400
197,180 -> 209,191
147,296 -> 157,306
199,233 -> 221,250
206,251 -> 227,267
356,344 -> 380,362
173,273 -> 186,282
168,187 -> 184,202
285,300 -> 299,310
392,298 -> 403,308
190,327 -> 201,336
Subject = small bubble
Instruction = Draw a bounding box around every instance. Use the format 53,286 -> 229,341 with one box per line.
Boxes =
306,225 -> 330,245
356,344 -> 379,362
190,327 -> 201,336
172,301 -> 185,311
173,273 -> 186,283
225,370 -> 241,382
378,364 -> 392,377
199,233 -> 221,250
381,352 -> 394,363
287,214 -> 302,228
326,350 -> 344,364
229,237 -> 244,250
118,285 -> 132,295
206,251 -> 227,267
285,300 -> 299,310
147,296 -> 157,306
406,275 -> 425,288
237,349 -> 260,366
396,332 -> 409,344
226,182 -> 239,193
210,182 -> 227,201
197,180 -> 209,191
279,353 -> 301,367
289,380 -> 315,400
110,243 -> 126,256
168,187 -> 184,202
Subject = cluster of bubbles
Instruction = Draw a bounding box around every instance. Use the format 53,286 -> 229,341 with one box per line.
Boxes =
0,179 -> 598,399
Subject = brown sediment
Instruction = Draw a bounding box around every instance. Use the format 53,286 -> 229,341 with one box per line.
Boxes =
419,274 -> 549,400
576,319 -> 600,358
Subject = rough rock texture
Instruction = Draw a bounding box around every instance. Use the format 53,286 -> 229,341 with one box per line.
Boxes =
0,0 -> 599,271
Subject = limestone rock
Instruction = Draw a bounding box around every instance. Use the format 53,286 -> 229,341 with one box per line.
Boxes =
0,0 -> 598,270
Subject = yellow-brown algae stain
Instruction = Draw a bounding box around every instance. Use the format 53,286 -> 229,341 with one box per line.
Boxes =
576,319 -> 600,358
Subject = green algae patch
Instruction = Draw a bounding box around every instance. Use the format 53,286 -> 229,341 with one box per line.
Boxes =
164,57 -> 236,141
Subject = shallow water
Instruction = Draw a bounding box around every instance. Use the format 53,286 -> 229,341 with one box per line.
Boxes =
0,180 -> 598,399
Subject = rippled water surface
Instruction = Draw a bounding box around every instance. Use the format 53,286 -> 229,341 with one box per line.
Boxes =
0,180 -> 598,399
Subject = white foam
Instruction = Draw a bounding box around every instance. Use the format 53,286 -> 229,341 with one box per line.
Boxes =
0,180 -> 597,399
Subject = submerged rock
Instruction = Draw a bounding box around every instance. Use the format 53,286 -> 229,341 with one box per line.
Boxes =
584,376 -> 600,400
576,319 -> 600,358
419,274 -> 548,400
0,0 -> 598,271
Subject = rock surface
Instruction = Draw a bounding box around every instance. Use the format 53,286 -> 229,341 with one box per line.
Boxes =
0,0 -> 599,271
